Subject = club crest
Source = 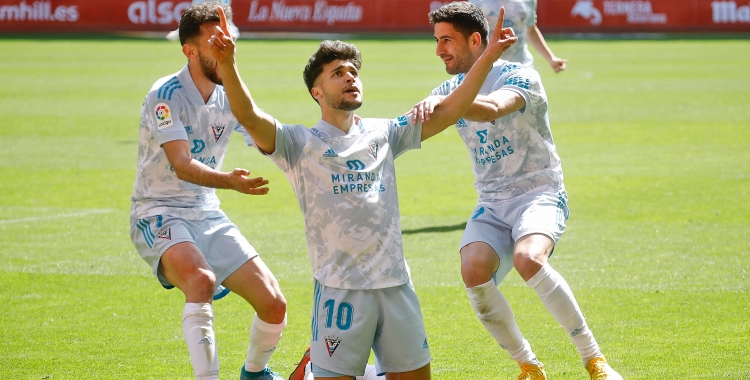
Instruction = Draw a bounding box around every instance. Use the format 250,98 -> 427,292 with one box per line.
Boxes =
211,123 -> 226,142
368,142 -> 378,160
325,335 -> 341,357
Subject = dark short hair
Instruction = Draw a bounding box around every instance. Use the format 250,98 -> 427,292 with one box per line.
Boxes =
179,2 -> 233,46
429,1 -> 489,46
303,40 -> 362,101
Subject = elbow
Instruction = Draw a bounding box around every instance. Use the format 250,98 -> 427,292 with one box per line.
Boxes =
173,166 -> 189,181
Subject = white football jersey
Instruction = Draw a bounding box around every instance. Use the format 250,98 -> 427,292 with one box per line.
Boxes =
431,61 -> 565,202
131,65 -> 254,220
470,0 -> 537,67
266,116 -> 421,290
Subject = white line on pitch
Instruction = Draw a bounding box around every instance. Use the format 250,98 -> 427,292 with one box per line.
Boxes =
0,209 -> 115,225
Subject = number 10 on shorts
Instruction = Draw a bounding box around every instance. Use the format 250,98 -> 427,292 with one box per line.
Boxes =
323,300 -> 353,330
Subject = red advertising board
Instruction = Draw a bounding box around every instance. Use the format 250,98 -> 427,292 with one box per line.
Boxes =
0,0 -> 748,34
539,0 -> 750,33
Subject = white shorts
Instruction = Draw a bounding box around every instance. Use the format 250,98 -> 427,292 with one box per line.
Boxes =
460,189 -> 569,284
309,281 -> 431,377
130,214 -> 258,295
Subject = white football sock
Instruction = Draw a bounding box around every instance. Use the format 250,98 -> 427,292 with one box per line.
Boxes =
244,313 -> 287,372
527,264 -> 602,363
182,303 -> 219,380
467,280 -> 538,365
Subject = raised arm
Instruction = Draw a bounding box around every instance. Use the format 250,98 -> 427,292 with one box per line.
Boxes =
420,7 -> 517,141
162,139 -> 269,195
527,25 -> 567,73
208,7 -> 277,154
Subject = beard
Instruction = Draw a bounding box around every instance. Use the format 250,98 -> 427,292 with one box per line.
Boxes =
444,47 -> 475,75
323,90 -> 362,111
198,51 -> 222,85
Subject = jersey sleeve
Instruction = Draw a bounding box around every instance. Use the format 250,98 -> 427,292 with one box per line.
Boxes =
493,66 -> 545,114
430,74 -> 463,97
266,121 -> 307,172
386,115 -> 422,159
143,92 -> 188,146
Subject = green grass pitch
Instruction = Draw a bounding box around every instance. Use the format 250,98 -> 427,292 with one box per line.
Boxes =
0,36 -> 748,379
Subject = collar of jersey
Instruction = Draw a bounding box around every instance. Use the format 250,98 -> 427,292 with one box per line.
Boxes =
313,118 -> 363,138
178,64 -> 218,106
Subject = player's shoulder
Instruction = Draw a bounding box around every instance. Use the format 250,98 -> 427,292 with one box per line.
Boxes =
432,72 -> 466,95
145,72 -> 185,106
491,61 -> 541,87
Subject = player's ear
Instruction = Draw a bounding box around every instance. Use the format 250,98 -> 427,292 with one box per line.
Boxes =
469,31 -> 482,50
310,86 -> 323,102
182,42 -> 197,60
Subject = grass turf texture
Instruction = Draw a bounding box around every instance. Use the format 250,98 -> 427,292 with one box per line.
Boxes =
1,37 -> 748,379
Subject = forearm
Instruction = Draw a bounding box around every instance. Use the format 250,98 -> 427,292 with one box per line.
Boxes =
464,96 -> 504,122
173,158 -> 234,190
527,25 -> 555,63
218,59 -> 277,153
219,60 -> 264,130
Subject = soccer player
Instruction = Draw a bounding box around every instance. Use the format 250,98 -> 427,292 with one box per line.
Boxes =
406,2 -> 622,379
130,4 -> 286,380
470,0 -> 567,72
207,5 -> 517,379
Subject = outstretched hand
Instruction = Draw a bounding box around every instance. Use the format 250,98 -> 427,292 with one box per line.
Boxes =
208,6 -> 235,65
228,168 -> 270,195
483,7 -> 518,61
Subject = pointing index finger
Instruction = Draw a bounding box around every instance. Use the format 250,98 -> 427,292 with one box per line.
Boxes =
217,5 -> 229,36
497,7 -> 505,33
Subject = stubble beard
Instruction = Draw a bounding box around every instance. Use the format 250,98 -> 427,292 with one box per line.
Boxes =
445,48 -> 475,75
199,51 -> 222,86
324,91 -> 362,111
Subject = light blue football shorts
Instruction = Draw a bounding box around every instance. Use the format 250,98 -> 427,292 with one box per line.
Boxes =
130,214 -> 258,296
309,280 -> 431,377
460,187 -> 570,284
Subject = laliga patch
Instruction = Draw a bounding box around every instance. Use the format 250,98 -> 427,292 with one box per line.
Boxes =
154,103 -> 173,130
211,123 -> 226,142
157,227 -> 172,240
324,335 -> 341,357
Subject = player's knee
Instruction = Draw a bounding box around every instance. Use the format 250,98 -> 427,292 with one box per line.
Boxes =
460,249 -> 498,287
512,250 -> 546,280
257,291 -> 287,324
267,294 -> 287,321
186,269 -> 216,300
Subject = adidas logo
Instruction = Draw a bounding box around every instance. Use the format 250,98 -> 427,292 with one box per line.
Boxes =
198,336 -> 214,345
422,338 -> 429,350
323,148 -> 338,157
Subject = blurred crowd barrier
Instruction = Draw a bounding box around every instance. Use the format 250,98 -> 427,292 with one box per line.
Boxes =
1,0 -> 749,34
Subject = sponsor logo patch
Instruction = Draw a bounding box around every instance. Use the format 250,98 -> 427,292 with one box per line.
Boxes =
157,227 -> 172,240
154,103 -> 173,130
323,148 -> 338,158
324,335 -> 341,357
